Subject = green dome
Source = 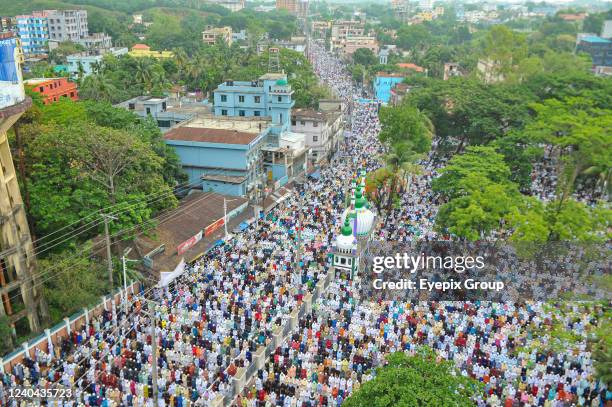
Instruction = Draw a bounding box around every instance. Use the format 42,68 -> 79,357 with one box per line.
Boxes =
276,79 -> 288,85
355,187 -> 367,209
341,219 -> 353,236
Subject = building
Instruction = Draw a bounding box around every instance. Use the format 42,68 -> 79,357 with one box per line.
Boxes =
443,62 -> 462,80
276,0 -> 298,14
310,21 -> 330,39
477,58 -> 504,83
208,0 -> 245,12
213,74 -> 295,128
66,47 -> 128,77
130,191 -> 250,280
291,108 -> 342,165
331,20 -> 365,43
576,35 -> 612,67
77,32 -> 112,49
558,13 -> 587,23
379,48 -> 389,64
202,26 -> 233,46
15,11 -> 49,55
341,36 -> 379,57
0,32 -> 47,337
24,77 -> 78,104
373,72 -> 405,103
390,82 -> 412,106
271,36 -> 306,54
1,16 -> 16,31
115,95 -> 212,132
164,119 -> 269,197
297,0 -> 309,18
128,43 -> 174,59
46,9 -> 88,43
132,14 -> 143,25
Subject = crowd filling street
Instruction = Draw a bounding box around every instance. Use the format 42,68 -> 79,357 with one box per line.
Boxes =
0,40 -> 609,407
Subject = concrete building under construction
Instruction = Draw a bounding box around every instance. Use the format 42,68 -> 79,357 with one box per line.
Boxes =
0,32 -> 47,339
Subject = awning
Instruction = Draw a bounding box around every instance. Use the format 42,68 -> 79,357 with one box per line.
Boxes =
233,221 -> 249,232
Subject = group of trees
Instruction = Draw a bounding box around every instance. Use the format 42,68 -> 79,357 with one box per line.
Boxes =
374,16 -> 611,242
79,46 -> 329,108
8,93 -> 185,328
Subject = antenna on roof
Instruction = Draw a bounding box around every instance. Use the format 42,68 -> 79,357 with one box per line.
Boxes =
268,47 -> 280,73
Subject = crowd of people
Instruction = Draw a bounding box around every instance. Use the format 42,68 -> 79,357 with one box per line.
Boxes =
0,39 -> 608,407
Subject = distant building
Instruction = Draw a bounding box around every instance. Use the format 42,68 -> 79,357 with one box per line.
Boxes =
129,43 -> 174,59
77,32 -> 112,49
202,26 -> 233,46
477,58 -> 504,83
396,62 -> 424,73
16,11 -> 49,55
576,35 -> 612,67
558,12 -> 587,23
46,9 -> 88,42
276,0 -> 298,14
373,72 -> 405,103
132,14 -> 143,25
66,47 -> 127,77
311,21 -> 330,39
0,16 -> 15,31
390,82 -> 412,106
341,37 -> 379,57
379,48 -> 389,64
271,36 -> 306,54
208,0 -> 245,12
443,62 -> 462,80
24,77 -> 78,104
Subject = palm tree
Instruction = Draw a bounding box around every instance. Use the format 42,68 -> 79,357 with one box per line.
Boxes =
80,74 -> 118,103
134,58 -> 154,94
383,142 -> 425,213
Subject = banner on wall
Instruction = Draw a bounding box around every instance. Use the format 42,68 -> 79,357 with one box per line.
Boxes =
177,231 -> 203,255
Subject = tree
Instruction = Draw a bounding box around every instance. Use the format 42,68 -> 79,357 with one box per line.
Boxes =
352,48 -> 378,67
79,74 -> 120,103
344,350 -> 482,407
432,146 -> 513,200
40,249 -> 110,323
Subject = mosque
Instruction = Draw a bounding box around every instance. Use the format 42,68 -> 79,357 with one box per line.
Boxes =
331,168 -> 376,279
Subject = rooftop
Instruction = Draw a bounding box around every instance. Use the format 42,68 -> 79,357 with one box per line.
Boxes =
259,73 -> 287,80
131,43 -> 150,50
292,108 -> 327,121
397,62 -> 425,72
201,174 -> 247,184
580,36 -> 612,44
376,72 -> 406,78
182,115 -> 270,133
164,127 -> 260,145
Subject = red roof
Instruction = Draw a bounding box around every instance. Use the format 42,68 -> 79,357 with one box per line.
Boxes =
164,127 -> 260,145
131,43 -> 150,51
397,63 -> 425,72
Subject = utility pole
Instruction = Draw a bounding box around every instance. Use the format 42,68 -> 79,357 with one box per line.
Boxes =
121,247 -> 133,315
101,214 -> 117,289
223,197 -> 228,238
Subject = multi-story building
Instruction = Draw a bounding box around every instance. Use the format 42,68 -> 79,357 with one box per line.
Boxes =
77,32 -> 112,49
291,108 -> 342,165
0,32 -> 47,337
311,21 -> 330,39
24,78 -> 79,104
213,74 -> 295,128
164,116 -> 270,197
202,26 -> 233,46
341,36 -> 379,57
46,9 -> 88,43
576,35 -> 612,67
66,47 -> 128,78
16,11 -> 49,55
163,73 -> 308,199
331,20 -> 365,42
276,0 -> 298,14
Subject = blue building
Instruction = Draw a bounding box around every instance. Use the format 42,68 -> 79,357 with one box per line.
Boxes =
213,73 -> 295,132
373,72 -> 406,103
576,36 -> 612,67
164,120 -> 270,196
16,12 -> 49,55
163,72 -> 308,199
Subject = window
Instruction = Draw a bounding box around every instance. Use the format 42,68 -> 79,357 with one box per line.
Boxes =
313,136 -> 318,142
300,121 -> 305,125
313,122 -> 318,127
128,103 -> 135,110
340,257 -> 347,265
220,94 -> 227,102
238,95 -> 245,103
239,110 -> 245,117
146,107 -> 151,115
279,113 -> 283,123
221,109 -> 228,116
39,86 -> 43,92
277,96 -> 282,102
70,92 -> 74,97
254,111 -> 260,117
254,96 -> 260,103
291,120 -> 296,126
